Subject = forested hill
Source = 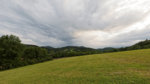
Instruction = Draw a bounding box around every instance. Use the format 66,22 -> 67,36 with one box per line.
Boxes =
127,39 -> 150,50
42,46 -> 100,58
96,39 -> 150,52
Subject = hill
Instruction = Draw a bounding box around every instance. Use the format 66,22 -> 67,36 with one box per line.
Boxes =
43,46 -> 99,53
43,46 -> 101,58
0,49 -> 150,84
98,47 -> 116,52
127,39 -> 150,50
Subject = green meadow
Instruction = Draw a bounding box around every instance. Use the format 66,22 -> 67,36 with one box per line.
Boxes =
0,49 -> 150,84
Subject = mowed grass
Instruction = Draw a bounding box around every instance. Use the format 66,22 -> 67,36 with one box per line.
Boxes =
0,49 -> 150,84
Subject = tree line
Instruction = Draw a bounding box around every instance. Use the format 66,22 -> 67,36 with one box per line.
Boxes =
0,35 -> 150,71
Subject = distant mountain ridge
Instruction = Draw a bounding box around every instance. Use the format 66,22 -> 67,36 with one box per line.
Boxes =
42,39 -> 150,53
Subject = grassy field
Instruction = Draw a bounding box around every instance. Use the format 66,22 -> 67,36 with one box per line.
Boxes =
0,49 -> 150,84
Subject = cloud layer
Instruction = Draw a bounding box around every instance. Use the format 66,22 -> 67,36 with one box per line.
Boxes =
0,0 -> 150,48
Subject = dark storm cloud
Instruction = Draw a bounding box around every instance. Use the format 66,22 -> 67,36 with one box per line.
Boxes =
0,0 -> 150,48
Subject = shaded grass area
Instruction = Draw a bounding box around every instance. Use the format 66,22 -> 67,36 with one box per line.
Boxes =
0,49 -> 150,84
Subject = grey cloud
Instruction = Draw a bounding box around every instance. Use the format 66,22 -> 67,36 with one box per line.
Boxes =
0,0 -> 150,48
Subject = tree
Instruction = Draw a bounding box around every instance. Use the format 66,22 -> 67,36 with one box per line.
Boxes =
0,35 -> 23,70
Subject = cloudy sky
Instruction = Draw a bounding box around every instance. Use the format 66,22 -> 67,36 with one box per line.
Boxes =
0,0 -> 150,48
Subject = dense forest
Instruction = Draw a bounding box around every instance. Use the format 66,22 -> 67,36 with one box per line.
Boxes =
0,35 -> 150,71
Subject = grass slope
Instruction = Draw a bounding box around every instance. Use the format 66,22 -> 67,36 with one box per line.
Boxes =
0,49 -> 150,84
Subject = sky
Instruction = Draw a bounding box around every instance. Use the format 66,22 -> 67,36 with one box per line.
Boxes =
0,0 -> 150,48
